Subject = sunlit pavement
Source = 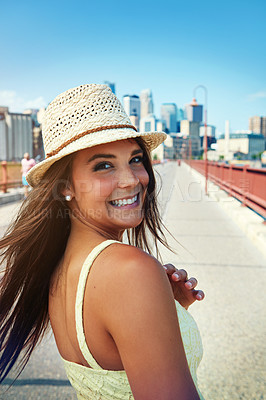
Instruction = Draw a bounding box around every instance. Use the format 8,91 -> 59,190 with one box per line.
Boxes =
159,162 -> 266,400
0,161 -> 265,399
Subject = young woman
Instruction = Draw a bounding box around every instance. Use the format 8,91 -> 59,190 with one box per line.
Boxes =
0,84 -> 204,399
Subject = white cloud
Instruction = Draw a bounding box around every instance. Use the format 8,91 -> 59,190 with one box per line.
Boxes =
0,90 -> 46,112
24,96 -> 47,110
247,90 -> 266,102
0,90 -> 24,111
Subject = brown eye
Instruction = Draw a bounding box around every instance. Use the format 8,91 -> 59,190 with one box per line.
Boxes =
130,156 -> 143,164
93,162 -> 113,171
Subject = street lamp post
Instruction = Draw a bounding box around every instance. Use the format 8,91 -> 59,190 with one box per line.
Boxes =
193,85 -> 208,195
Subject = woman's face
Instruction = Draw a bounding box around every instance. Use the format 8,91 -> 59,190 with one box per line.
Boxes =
69,139 -> 149,237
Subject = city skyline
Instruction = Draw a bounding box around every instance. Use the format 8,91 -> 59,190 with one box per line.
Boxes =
0,0 -> 265,135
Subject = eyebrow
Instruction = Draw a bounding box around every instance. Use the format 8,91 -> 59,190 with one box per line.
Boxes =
87,148 -> 143,163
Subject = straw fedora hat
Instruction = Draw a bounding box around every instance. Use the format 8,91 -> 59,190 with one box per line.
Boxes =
26,84 -> 167,187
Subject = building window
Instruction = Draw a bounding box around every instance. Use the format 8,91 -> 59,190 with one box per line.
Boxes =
145,121 -> 151,132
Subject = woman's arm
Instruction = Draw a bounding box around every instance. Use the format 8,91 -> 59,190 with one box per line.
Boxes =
100,245 -> 201,400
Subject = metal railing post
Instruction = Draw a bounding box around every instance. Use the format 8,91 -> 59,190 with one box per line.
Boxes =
241,165 -> 248,207
1,161 -> 8,193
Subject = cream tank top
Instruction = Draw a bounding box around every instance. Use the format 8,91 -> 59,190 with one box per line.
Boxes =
62,240 -> 204,400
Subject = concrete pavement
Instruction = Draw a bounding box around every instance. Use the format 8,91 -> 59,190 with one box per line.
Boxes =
158,162 -> 266,400
0,161 -> 265,399
0,187 -> 24,206
185,162 -> 266,259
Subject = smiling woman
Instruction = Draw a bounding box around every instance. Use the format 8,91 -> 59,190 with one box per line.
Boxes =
0,84 -> 204,400
66,141 -> 150,238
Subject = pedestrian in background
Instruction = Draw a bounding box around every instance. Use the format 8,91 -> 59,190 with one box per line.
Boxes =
21,152 -> 36,198
0,84 -> 205,399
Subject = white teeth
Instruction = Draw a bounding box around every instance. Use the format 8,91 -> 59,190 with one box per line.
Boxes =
111,194 -> 138,207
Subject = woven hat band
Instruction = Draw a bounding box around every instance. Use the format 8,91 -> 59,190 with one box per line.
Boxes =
46,124 -> 138,158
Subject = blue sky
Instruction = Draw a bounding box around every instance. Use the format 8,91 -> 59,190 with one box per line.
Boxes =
0,0 -> 265,135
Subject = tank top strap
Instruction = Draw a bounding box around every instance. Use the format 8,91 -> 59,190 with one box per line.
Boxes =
75,239 -> 120,370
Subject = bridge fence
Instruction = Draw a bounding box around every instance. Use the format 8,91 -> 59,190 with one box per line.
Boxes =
187,160 -> 266,220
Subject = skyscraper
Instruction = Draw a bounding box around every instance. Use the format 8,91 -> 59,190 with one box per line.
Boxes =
177,108 -> 185,121
23,109 -> 44,159
185,98 -> 203,123
180,120 -> 201,138
139,114 -> 156,132
140,89 -> 153,119
249,115 -> 266,139
249,116 -> 262,133
160,103 -> 177,133
262,117 -> 266,138
123,95 -> 140,119
129,115 -> 139,131
123,95 -> 140,131
199,124 -> 216,137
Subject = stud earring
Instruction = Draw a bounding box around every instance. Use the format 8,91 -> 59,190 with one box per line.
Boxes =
65,194 -> 72,201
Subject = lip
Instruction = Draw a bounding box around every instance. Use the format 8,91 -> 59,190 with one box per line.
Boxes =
109,192 -> 140,209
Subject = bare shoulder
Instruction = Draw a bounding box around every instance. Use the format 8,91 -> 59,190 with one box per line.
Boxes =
95,242 -> 170,297
100,242 -> 164,279
96,242 -> 175,320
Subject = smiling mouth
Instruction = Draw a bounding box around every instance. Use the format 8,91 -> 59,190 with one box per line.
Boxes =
109,193 -> 139,207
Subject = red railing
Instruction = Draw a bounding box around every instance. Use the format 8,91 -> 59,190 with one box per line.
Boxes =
188,160 -> 266,219
0,161 -> 21,193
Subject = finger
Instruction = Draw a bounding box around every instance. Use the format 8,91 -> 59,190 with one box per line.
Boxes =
171,268 -> 188,282
194,290 -> 205,301
162,263 -> 177,275
184,277 -> 198,289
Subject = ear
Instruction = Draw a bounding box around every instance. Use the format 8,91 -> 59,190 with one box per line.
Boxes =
61,184 -> 74,200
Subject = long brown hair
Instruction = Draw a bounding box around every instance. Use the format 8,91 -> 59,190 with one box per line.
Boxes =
0,138 -> 170,383
129,138 -> 171,256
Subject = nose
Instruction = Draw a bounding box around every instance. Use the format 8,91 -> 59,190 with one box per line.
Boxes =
117,166 -> 139,189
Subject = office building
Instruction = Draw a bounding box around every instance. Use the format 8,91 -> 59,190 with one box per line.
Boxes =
262,117 -> 266,137
180,120 -> 200,138
249,116 -> 262,134
123,95 -> 140,118
199,124 -> 216,137
185,98 -> 203,123
199,129 -> 216,150
162,135 -> 175,159
180,119 -> 201,156
139,114 -> 156,132
177,108 -> 185,121
163,134 -> 201,159
0,107 -> 33,161
140,89 -> 153,119
23,109 -> 44,159
23,109 -> 40,128
129,115 -> 139,131
156,119 -> 166,132
249,115 -> 266,137
217,132 -> 265,159
123,95 -> 140,131
249,116 -> 266,149
161,103 -> 177,133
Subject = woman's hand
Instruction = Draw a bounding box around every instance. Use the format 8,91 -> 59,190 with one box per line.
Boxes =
163,264 -> 205,310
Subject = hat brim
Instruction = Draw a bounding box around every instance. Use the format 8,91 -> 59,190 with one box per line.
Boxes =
26,128 -> 167,187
